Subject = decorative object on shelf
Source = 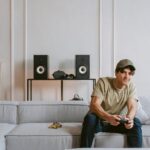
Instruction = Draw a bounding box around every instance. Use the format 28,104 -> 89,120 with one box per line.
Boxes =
71,94 -> 83,101
33,55 -> 49,79
75,55 -> 90,79
53,70 -> 75,79
52,70 -> 66,79
65,74 -> 75,79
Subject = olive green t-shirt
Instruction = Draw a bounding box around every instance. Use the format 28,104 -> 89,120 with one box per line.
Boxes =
91,77 -> 137,115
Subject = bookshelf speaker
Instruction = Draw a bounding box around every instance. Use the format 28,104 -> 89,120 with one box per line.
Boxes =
34,55 -> 48,79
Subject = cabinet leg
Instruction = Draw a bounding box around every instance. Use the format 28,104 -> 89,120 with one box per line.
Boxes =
61,80 -> 63,101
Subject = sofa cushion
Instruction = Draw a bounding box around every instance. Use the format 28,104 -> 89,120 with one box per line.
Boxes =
94,132 -> 127,148
0,101 -> 18,124
5,123 -> 82,150
18,101 -> 89,123
141,125 -> 150,147
92,125 -> 150,148
137,97 -> 150,124
0,123 -> 16,150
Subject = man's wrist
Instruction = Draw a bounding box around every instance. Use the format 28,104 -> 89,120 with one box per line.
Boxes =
126,114 -> 134,120
104,114 -> 112,122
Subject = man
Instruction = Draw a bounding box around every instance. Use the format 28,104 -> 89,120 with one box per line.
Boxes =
80,59 -> 142,148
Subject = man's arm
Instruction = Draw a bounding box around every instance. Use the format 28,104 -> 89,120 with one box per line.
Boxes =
90,96 -> 120,126
125,98 -> 137,129
126,98 -> 137,120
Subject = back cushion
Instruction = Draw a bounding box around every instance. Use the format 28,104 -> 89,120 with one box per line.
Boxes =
18,101 -> 89,123
0,101 -> 18,124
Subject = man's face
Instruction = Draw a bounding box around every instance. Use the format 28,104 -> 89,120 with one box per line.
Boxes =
115,68 -> 134,86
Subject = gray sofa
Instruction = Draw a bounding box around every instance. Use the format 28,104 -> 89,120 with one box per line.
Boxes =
0,101 -> 89,150
0,97 -> 150,150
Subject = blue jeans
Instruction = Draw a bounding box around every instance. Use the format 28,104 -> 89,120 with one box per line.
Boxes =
80,112 -> 142,148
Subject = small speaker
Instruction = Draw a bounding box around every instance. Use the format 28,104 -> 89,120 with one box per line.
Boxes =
34,55 -> 48,79
75,55 -> 90,79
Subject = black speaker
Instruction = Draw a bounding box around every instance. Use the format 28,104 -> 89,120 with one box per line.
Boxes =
75,55 -> 90,79
34,55 -> 48,79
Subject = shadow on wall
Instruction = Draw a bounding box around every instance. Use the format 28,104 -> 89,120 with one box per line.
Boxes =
14,61 -> 25,100
0,62 -> 10,100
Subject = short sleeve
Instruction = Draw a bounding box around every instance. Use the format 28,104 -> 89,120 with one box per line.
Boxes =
91,78 -> 106,103
128,82 -> 137,100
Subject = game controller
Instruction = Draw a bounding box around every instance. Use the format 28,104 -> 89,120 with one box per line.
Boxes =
119,118 -> 129,124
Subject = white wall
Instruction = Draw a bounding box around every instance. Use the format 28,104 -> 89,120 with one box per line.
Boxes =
0,0 -> 11,99
0,0 -> 150,101
113,0 -> 150,97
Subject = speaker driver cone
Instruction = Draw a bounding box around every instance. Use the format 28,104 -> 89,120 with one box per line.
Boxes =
36,66 -> 45,74
79,66 -> 87,74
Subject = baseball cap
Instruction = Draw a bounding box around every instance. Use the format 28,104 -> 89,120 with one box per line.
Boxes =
115,59 -> 136,71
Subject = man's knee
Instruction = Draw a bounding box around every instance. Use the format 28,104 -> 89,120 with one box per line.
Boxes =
134,117 -> 142,128
84,113 -> 98,125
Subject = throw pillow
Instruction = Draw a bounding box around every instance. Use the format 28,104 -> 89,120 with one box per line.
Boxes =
135,100 -> 149,124
138,96 -> 150,124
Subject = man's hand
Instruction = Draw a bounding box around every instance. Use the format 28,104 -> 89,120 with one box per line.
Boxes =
124,116 -> 134,129
107,115 -> 121,126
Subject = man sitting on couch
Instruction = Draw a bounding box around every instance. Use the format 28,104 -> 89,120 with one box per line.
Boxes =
80,59 -> 142,148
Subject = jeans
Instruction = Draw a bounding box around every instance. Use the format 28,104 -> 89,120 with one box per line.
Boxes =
80,112 -> 142,148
